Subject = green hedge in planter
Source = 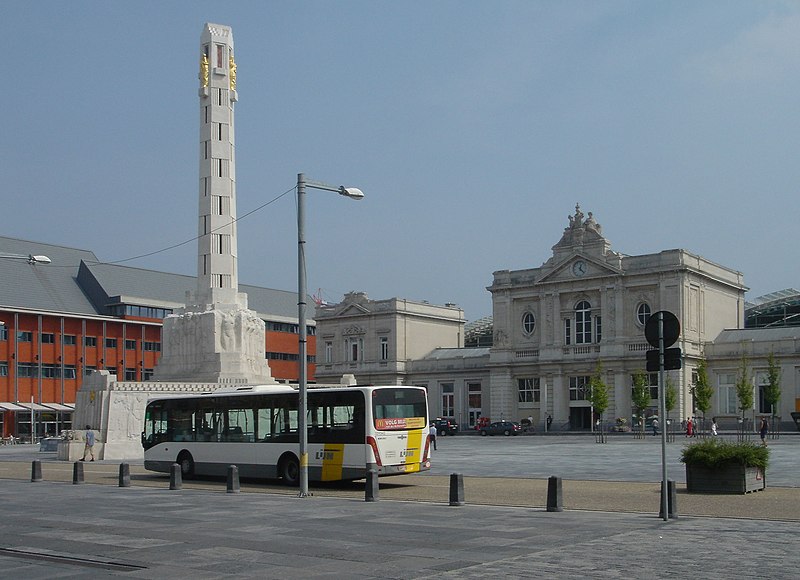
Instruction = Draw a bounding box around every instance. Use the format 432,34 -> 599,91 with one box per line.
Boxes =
680,439 -> 769,470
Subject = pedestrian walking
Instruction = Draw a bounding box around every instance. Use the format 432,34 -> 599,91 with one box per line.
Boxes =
429,422 -> 437,451
652,417 -> 659,436
80,425 -> 95,461
686,417 -> 693,438
711,418 -> 718,437
759,417 -> 769,447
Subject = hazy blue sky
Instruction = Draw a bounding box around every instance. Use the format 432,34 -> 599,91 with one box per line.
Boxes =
3,1 -> 799,320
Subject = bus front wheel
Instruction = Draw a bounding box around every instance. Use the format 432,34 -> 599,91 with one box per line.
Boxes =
279,453 -> 300,486
177,451 -> 195,479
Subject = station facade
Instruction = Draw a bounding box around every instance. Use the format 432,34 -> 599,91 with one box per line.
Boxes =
314,206 -> 799,433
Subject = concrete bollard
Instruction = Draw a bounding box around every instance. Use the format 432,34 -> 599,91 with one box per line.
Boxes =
659,479 -> 678,519
365,468 -> 379,502
31,460 -> 42,482
449,473 -> 464,506
118,463 -> 131,488
73,461 -> 85,484
227,465 -> 240,493
169,463 -> 182,490
547,476 -> 563,512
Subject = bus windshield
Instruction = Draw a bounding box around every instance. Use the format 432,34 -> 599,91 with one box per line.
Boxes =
372,388 -> 427,431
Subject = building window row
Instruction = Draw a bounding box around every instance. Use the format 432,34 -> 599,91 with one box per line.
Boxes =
564,301 -> 602,345
631,372 -> 659,400
569,375 -> 590,401
518,377 -> 541,403
0,328 -> 160,352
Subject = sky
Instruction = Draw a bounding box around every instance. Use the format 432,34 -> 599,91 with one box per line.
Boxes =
3,1 -> 799,321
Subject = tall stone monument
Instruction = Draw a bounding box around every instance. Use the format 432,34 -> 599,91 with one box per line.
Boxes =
67,23 -> 275,461
153,22 -> 274,385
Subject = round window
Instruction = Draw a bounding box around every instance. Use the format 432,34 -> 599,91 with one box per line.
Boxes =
522,312 -> 536,335
637,303 -> 651,326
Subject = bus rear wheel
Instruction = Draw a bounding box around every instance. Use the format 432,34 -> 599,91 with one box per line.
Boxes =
279,454 -> 300,486
177,451 -> 195,479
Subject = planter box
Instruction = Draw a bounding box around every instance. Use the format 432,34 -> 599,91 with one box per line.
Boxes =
686,463 -> 766,494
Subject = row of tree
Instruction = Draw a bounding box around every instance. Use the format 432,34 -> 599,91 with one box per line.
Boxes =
584,352 -> 782,441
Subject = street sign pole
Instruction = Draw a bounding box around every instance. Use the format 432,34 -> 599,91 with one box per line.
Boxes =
658,312 -> 668,522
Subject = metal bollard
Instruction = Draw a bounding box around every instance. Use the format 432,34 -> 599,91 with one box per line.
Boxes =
449,473 -> 464,506
31,460 -> 42,482
547,476 -> 563,512
659,479 -> 678,519
118,463 -> 131,487
73,461 -> 85,484
365,468 -> 379,502
227,465 -> 240,493
169,463 -> 182,490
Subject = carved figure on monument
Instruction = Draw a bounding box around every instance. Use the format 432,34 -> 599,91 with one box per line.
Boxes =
200,53 -> 209,87
220,311 -> 235,351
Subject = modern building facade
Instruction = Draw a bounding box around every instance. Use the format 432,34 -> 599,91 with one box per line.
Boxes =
0,235 -> 315,441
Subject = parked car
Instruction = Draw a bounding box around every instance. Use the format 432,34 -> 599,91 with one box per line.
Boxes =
480,421 -> 522,436
434,418 -> 459,436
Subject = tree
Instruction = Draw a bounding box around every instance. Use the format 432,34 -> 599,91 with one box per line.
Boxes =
764,351 -> 781,435
691,358 -> 714,434
665,375 -> 677,438
587,362 -> 610,443
735,353 -> 754,440
631,370 -> 651,437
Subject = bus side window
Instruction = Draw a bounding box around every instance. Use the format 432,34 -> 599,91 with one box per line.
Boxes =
257,407 -> 273,441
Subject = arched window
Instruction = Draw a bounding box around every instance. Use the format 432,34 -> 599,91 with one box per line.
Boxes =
637,303 -> 651,326
575,300 -> 592,344
522,312 -> 536,335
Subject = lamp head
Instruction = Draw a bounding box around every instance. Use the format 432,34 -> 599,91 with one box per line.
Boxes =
339,186 -> 364,200
28,255 -> 52,264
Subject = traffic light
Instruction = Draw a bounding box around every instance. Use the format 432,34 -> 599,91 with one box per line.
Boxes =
646,348 -> 682,372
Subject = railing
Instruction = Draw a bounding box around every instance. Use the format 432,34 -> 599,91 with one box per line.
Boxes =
628,343 -> 650,351
515,349 -> 539,358
562,345 -> 599,355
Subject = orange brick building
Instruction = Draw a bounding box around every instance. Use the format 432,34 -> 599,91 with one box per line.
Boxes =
0,236 -> 315,440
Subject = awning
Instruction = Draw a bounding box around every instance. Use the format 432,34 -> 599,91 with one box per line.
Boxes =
42,403 -> 74,412
17,403 -> 53,412
0,402 -> 28,412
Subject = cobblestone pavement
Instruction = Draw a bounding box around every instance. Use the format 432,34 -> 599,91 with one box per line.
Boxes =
0,479 -> 797,579
0,437 -> 797,577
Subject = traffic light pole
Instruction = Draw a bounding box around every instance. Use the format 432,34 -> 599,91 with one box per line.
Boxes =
658,311 -> 669,522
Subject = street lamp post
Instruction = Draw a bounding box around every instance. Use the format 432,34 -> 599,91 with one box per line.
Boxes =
296,173 -> 363,497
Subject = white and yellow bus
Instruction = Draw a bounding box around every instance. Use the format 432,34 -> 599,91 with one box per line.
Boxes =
142,384 -> 431,484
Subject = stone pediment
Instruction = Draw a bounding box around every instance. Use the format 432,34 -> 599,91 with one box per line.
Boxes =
537,254 -> 622,285
338,303 -> 371,316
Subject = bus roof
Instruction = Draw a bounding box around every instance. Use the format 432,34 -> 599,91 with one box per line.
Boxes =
145,384 -> 423,404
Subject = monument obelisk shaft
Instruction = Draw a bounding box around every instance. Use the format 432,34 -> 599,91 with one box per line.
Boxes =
198,23 -> 238,305
152,23 -> 274,385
